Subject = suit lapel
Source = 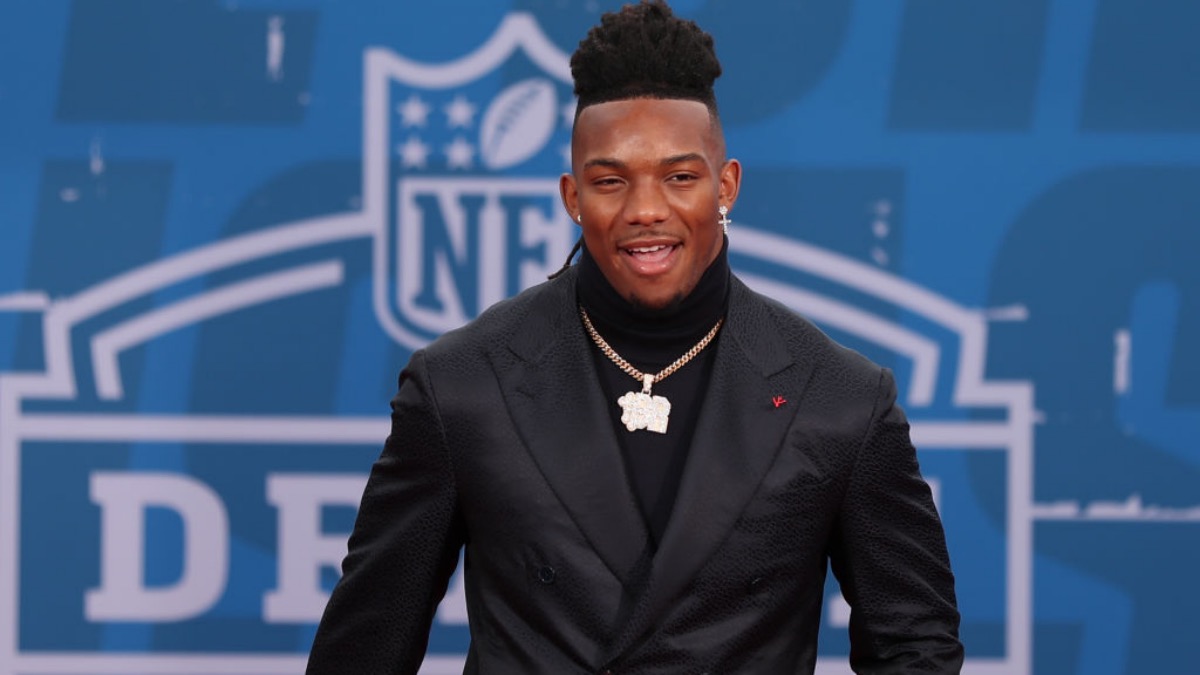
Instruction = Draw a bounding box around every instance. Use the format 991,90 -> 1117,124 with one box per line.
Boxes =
605,278 -> 814,659
492,270 -> 652,586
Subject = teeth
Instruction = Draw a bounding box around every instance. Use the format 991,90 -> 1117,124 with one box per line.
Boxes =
630,245 -> 667,253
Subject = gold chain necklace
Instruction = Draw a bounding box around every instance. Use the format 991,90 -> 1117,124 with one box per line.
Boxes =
579,307 -> 723,434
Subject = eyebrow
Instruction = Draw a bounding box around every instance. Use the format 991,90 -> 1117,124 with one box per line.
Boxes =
662,152 -> 706,166
582,153 -> 706,170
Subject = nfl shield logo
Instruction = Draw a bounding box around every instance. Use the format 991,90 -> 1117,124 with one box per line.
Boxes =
363,13 -> 578,349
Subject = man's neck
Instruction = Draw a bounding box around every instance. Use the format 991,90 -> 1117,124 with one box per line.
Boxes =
575,237 -> 730,358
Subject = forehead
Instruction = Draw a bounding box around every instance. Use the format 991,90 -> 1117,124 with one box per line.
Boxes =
572,98 -> 720,162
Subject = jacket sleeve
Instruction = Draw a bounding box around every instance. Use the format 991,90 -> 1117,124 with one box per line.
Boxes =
828,368 -> 965,674
306,350 -> 465,675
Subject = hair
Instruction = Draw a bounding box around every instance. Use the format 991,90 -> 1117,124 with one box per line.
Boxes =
550,1 -> 723,280
570,0 -> 723,120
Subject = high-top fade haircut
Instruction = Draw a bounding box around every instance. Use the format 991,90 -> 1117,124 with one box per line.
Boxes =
570,0 -> 722,123
549,0 -> 725,280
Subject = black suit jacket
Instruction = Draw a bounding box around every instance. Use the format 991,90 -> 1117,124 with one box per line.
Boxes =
307,268 -> 963,674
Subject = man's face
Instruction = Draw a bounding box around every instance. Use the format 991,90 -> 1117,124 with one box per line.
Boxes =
560,98 -> 741,310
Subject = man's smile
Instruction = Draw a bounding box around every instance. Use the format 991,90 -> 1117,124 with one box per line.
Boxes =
621,241 -> 681,275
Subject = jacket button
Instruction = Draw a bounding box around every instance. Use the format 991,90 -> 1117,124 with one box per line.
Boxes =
536,565 -> 556,584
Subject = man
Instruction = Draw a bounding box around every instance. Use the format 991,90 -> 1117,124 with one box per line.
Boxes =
307,2 -> 963,673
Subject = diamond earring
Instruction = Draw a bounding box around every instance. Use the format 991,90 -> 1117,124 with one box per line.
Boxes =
718,205 -> 730,234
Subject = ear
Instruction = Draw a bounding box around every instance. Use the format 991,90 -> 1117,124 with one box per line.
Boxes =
718,158 -> 742,212
559,172 -> 580,225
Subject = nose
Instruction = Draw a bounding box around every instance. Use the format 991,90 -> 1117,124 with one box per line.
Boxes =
622,179 -> 669,226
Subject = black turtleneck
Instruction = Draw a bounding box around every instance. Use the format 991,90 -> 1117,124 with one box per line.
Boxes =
576,238 -> 730,547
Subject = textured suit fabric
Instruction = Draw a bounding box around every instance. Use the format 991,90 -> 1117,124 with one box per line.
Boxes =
306,267 -> 963,674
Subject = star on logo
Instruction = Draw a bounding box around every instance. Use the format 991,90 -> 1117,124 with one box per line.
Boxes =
444,94 -> 477,128
396,135 -> 430,169
396,94 -> 431,128
444,136 -> 475,169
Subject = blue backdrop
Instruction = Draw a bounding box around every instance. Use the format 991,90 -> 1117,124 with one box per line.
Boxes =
1,1 -> 1197,673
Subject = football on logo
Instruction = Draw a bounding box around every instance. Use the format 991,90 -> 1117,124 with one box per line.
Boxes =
479,78 -> 559,170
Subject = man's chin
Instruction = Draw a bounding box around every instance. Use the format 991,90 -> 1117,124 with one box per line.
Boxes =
625,290 -> 687,316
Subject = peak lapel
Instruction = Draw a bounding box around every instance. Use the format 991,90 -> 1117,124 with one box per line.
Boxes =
492,272 -> 651,586
605,279 -> 813,660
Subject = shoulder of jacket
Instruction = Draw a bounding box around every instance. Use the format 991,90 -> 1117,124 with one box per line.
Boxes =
735,277 -> 885,387
421,272 -> 571,364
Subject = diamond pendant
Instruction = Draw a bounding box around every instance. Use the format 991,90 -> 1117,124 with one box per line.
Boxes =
617,374 -> 671,434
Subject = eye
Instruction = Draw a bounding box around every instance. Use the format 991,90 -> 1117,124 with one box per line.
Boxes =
668,172 -> 699,183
